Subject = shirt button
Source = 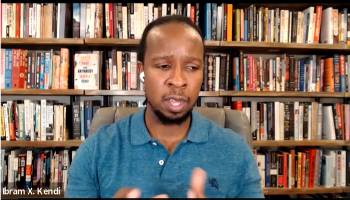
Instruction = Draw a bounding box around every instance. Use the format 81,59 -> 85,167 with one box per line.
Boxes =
159,160 -> 164,165
152,142 -> 157,146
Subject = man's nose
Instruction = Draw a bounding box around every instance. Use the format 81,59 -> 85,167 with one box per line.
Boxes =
167,66 -> 187,88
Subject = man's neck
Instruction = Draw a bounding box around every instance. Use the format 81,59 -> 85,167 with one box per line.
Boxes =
144,106 -> 191,154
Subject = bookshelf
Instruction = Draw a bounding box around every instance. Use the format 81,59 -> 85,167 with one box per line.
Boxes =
1,2 -> 350,199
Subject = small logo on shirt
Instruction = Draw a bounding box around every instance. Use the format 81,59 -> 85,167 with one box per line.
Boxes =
207,178 -> 219,189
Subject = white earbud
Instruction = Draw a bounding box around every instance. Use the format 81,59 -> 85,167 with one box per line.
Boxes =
140,72 -> 145,82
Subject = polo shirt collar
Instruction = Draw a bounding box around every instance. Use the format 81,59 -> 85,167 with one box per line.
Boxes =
130,107 -> 209,145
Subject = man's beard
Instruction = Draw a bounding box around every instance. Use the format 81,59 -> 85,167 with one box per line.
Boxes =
147,99 -> 193,125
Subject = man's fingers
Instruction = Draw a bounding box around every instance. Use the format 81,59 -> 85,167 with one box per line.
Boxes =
126,189 -> 141,198
190,167 -> 207,197
152,194 -> 169,198
187,189 -> 196,198
113,188 -> 140,198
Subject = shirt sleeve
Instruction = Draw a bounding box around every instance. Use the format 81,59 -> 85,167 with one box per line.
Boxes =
234,142 -> 265,198
64,134 -> 100,198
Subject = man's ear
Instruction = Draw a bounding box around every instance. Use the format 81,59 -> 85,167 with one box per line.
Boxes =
137,61 -> 144,74
138,61 -> 145,82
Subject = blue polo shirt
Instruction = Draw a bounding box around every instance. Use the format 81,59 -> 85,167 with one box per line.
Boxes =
65,108 -> 264,198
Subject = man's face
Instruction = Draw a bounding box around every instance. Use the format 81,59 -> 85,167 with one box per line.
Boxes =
140,22 -> 204,125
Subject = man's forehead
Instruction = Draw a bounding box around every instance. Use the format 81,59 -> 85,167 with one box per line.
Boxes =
147,23 -> 201,40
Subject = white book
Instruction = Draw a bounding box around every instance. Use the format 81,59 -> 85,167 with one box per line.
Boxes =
30,102 -> 34,141
298,104 -> 303,140
3,103 -> 9,141
148,3 -> 154,23
294,102 -> 299,140
138,4 -> 144,38
62,149 -> 70,190
41,99 -> 46,141
279,102 -> 284,140
89,3 -> 95,38
122,6 -> 127,39
24,100 -> 31,140
341,150 -> 346,186
74,53 -> 100,90
274,101 -> 280,140
308,104 -> 312,139
322,105 -> 336,140
320,7 -> 333,44
217,6 -> 222,41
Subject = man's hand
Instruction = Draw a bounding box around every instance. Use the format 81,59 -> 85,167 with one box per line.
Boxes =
113,188 -> 169,198
187,167 -> 207,198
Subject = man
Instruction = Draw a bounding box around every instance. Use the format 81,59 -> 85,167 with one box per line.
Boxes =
65,15 -> 264,198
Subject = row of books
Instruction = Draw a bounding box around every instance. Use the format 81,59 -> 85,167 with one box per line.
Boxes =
1,148 -> 75,191
253,147 -> 350,188
0,48 -> 70,90
2,3 -> 350,46
2,47 -> 350,94
233,101 -> 350,141
207,52 -> 350,93
0,99 -> 145,141
2,146 -> 350,192
2,98 -> 350,142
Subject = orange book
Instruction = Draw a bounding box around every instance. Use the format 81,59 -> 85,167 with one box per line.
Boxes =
313,6 -> 323,43
59,48 -> 70,89
226,4 -> 233,41
54,55 -> 61,89
190,6 -> 195,23
323,57 -> 334,92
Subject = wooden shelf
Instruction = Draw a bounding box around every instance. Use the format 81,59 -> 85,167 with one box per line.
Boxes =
220,41 -> 350,53
85,89 -> 145,96
262,186 -> 346,195
85,38 -> 139,46
343,186 -> 350,193
199,91 -> 220,96
84,90 -> 219,96
219,91 -> 345,98
1,140 -> 83,147
1,89 -> 85,95
1,38 -> 85,45
345,93 -> 350,98
84,38 -> 220,47
1,89 -> 346,98
2,38 -> 350,52
253,140 -> 347,147
4,140 -> 347,148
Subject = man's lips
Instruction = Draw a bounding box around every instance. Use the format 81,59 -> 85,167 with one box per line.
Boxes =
164,96 -> 188,112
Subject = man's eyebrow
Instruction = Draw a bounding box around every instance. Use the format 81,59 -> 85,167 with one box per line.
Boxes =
151,55 -> 173,61
185,55 -> 202,62
151,55 -> 202,62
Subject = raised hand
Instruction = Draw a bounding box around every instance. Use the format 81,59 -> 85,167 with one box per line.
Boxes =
187,167 -> 207,198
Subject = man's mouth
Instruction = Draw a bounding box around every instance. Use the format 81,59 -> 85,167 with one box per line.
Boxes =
164,96 -> 188,112
169,98 -> 183,106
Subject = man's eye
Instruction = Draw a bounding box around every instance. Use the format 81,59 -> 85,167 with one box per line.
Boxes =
188,66 -> 198,70
158,65 -> 170,69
